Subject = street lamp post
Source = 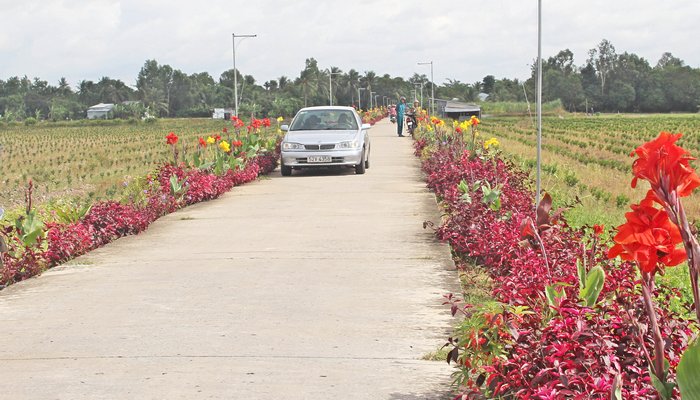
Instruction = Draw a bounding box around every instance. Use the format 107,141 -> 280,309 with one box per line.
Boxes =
328,69 -> 342,106
232,33 -> 257,118
374,94 -> 379,109
418,61 -> 434,115
369,91 -> 376,109
536,0 -> 543,208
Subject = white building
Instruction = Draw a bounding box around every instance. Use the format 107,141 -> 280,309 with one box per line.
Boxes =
212,108 -> 234,120
87,103 -> 115,119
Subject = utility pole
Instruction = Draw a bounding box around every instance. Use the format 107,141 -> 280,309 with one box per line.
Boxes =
232,33 -> 256,118
328,69 -> 341,106
358,87 -> 366,110
418,61 -> 434,115
536,0 -> 543,208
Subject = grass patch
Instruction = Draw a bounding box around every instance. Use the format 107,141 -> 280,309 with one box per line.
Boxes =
422,346 -> 449,361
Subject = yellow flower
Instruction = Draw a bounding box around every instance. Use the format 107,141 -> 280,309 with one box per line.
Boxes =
219,140 -> 231,153
277,116 -> 284,123
206,136 -> 216,145
484,138 -> 500,150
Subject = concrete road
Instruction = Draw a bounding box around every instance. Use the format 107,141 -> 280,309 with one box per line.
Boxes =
0,119 -> 458,399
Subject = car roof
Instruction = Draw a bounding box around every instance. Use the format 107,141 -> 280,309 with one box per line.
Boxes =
297,106 -> 357,112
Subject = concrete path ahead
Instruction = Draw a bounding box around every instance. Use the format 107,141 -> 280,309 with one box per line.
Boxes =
0,119 -> 457,399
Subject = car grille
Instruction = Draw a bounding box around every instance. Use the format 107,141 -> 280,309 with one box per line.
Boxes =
304,144 -> 336,150
296,157 -> 345,164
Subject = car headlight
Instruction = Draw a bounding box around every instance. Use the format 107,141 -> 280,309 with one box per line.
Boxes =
337,140 -> 360,149
282,142 -> 305,150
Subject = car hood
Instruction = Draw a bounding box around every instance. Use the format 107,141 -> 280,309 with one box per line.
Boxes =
284,130 -> 358,144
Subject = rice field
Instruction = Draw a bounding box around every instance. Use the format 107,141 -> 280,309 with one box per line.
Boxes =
0,119 -> 242,210
479,113 -> 700,224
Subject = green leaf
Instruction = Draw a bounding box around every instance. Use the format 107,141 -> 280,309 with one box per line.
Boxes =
198,162 -> 214,171
610,373 -> 622,400
18,211 -> 44,247
169,175 -> 185,197
545,284 -> 566,307
678,339 -> 700,400
580,266 -> 605,307
649,361 -> 676,400
577,259 -> 586,290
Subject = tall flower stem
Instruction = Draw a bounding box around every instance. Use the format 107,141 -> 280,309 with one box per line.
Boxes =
641,271 -> 666,380
661,193 -> 700,324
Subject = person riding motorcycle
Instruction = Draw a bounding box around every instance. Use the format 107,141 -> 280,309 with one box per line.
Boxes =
405,100 -> 420,137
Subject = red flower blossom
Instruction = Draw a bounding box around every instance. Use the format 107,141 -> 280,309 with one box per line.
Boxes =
262,118 -> 271,128
198,137 -> 207,147
233,140 -> 243,147
608,198 -> 686,274
231,116 -> 245,129
214,134 -> 221,142
165,132 -> 179,145
223,127 -> 228,134
250,119 -> 263,130
593,224 -> 604,236
455,127 -> 463,134
631,131 -> 700,197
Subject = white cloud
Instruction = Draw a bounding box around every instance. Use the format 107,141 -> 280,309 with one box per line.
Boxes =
0,0 -> 697,88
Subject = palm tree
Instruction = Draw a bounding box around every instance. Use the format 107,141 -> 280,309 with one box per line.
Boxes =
278,76 -> 289,91
346,69 -> 360,106
361,71 -> 377,107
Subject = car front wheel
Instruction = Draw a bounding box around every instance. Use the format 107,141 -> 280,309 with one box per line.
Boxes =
281,163 -> 292,176
355,150 -> 366,175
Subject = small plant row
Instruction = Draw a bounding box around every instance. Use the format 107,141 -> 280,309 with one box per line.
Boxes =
412,117 -> 699,398
0,118 -> 281,288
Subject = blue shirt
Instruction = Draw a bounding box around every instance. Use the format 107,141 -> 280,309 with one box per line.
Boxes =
397,102 -> 407,117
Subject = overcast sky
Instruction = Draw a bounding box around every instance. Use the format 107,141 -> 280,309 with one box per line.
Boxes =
1,0 -> 698,89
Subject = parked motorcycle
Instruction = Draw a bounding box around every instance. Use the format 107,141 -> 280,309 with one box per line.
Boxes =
406,114 -> 416,137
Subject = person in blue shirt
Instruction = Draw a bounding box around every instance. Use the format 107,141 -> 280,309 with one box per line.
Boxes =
396,96 -> 408,137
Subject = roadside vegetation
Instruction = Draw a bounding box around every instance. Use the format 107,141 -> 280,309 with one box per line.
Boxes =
413,113 -> 699,399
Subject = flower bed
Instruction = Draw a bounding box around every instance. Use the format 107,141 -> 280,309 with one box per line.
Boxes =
414,119 -> 697,399
0,120 -> 281,288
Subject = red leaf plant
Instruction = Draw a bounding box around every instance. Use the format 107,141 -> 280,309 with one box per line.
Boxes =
416,131 -> 693,399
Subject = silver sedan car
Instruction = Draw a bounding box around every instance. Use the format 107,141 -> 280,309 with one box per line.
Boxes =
280,106 -> 371,176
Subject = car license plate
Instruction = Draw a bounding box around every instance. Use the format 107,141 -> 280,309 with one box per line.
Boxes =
308,155 -> 331,163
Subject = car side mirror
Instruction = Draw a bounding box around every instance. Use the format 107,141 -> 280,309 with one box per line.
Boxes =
361,123 -> 371,130
280,124 -> 289,132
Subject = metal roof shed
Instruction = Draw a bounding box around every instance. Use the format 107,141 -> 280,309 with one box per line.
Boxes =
435,99 -> 481,120
87,103 -> 115,119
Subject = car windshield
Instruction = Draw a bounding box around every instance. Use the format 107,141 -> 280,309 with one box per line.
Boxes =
289,110 -> 358,131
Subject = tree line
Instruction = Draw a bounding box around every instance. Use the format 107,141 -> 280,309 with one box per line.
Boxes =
0,39 -> 698,120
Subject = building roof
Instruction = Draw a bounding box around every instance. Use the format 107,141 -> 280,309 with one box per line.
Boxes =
442,100 -> 481,113
88,103 -> 115,111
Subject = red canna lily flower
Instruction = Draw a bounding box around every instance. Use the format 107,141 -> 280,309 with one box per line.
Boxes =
165,132 -> 179,145
262,118 -> 271,128
214,134 -> 221,142
608,198 -> 686,274
593,224 -> 604,236
455,127 -> 462,134
519,217 -> 536,239
233,140 -> 243,147
631,131 -> 700,198
198,137 -> 207,147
